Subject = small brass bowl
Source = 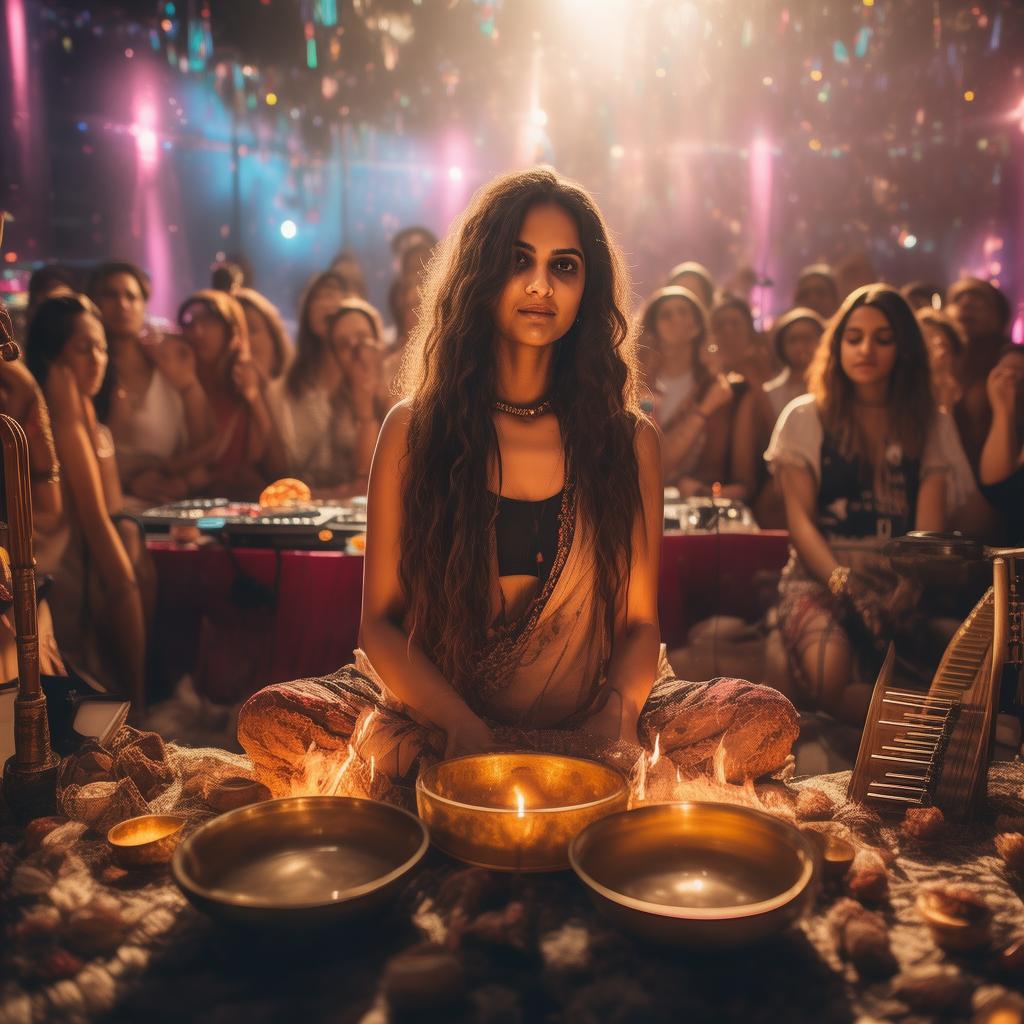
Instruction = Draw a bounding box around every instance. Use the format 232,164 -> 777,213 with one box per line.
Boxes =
172,796 -> 428,927
802,829 -> 855,880
107,814 -> 187,869
207,775 -> 270,814
417,752 -> 628,872
569,802 -> 819,947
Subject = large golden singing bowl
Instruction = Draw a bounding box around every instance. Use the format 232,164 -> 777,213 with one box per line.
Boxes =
172,796 -> 428,927
417,752 -> 629,872
569,802 -> 819,947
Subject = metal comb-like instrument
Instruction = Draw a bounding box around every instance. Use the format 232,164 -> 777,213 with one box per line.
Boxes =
848,549 -> 1023,822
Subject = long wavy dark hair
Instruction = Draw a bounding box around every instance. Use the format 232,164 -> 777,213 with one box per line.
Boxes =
808,284 -> 935,461
398,167 -> 643,691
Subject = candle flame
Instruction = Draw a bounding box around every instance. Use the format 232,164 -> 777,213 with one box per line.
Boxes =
369,755 -> 376,785
514,786 -> 526,818
649,732 -> 661,768
325,743 -> 356,796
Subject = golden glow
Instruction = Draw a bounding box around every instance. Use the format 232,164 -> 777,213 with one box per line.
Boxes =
266,92 -> 278,106
964,90 -> 975,102
515,786 -> 526,818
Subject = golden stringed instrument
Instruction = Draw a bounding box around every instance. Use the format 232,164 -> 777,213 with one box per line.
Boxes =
848,548 -> 1024,823
0,214 -> 61,819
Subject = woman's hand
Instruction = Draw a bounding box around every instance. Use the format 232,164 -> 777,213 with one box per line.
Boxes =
130,468 -> 187,504
231,357 -> 263,405
346,344 -> 382,418
987,360 -> 1022,418
442,709 -> 496,759
44,364 -> 85,425
581,694 -> 640,746
699,374 -> 735,418
676,475 -> 710,499
153,337 -> 199,394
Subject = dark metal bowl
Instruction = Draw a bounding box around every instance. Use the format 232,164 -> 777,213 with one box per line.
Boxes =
569,802 -> 819,946
172,796 -> 428,927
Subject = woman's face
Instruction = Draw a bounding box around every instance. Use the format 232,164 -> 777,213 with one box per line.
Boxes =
244,306 -> 278,379
780,319 -> 822,375
492,203 -> 585,351
922,325 -> 954,373
710,306 -> 751,360
95,271 -> 147,339
839,305 -> 898,388
795,275 -> 838,319
308,285 -> 348,340
60,312 -> 108,398
670,271 -> 711,308
181,302 -> 230,366
654,297 -> 700,355
949,286 -> 1002,342
327,311 -> 377,368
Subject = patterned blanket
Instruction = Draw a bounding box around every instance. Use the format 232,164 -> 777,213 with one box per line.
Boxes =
1,740 -> 1022,1024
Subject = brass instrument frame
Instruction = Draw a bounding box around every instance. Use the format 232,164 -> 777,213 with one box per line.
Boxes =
0,411 -> 59,819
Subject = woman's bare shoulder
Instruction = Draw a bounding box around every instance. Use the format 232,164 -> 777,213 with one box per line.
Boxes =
634,414 -> 662,466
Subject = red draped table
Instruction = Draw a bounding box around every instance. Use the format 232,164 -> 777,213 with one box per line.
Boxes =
147,531 -> 790,702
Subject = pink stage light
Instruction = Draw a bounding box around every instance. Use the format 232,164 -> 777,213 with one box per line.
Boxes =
749,135 -> 775,321
133,100 -> 159,172
6,0 -> 32,191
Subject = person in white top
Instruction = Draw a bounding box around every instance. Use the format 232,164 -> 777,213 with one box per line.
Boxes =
88,261 -> 212,506
267,296 -> 385,498
641,285 -> 745,498
764,285 -> 963,724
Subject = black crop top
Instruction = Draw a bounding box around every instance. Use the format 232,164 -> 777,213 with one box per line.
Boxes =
817,432 -> 920,539
494,490 -> 562,585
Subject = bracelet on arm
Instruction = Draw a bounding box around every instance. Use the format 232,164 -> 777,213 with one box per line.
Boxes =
827,565 -> 851,597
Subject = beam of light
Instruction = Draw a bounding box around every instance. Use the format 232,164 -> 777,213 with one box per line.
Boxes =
441,131 -> 470,223
133,98 -> 159,172
748,135 -> 774,321
5,0 -> 34,193
130,61 -> 174,318
6,0 -> 28,128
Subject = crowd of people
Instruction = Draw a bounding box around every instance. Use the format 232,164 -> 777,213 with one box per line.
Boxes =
3,190 -> 1023,739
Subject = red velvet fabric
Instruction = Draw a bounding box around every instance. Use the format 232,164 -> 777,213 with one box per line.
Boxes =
148,531 -> 790,703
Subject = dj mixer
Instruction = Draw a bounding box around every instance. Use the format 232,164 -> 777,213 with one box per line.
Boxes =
140,498 -> 367,549
141,491 -> 757,550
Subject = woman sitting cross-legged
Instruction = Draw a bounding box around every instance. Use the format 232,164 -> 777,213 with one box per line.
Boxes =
767,285 -> 964,725
238,169 -> 798,800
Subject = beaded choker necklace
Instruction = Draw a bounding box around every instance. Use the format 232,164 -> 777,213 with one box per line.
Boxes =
494,397 -> 552,418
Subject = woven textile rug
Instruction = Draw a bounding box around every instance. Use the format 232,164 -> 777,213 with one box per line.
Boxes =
1,744 -> 1022,1023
